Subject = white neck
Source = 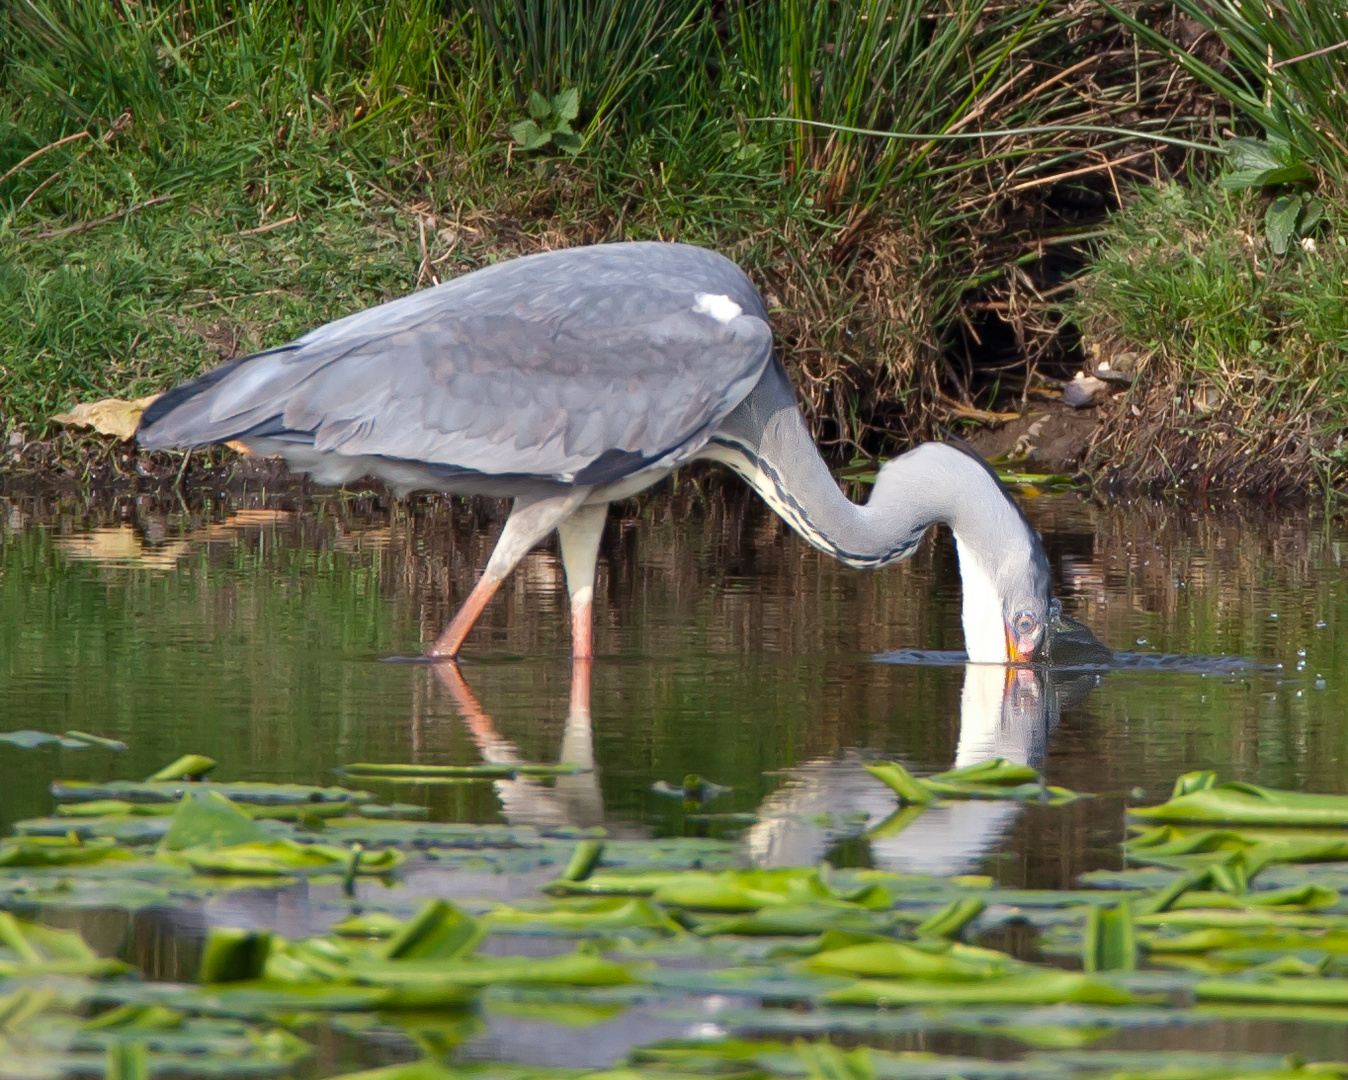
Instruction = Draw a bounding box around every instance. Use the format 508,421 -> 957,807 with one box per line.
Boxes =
953,534 -> 1008,663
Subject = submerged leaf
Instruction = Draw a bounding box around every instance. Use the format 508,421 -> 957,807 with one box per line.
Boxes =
1266,195 -> 1302,255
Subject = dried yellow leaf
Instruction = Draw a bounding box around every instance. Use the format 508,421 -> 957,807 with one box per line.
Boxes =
51,395 -> 161,441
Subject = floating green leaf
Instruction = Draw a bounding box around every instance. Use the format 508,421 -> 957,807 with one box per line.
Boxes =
1131,781 -> 1348,827
866,758 -> 1082,805
864,762 -> 934,805
562,839 -> 605,882
0,729 -> 90,749
340,761 -> 579,779
65,730 -> 129,751
148,754 -> 217,781
182,839 -> 402,876
1083,902 -> 1137,972
804,940 -> 1025,982
0,835 -> 132,867
824,970 -> 1140,1007
915,897 -> 986,940
385,899 -> 482,961
159,791 -> 268,852
199,927 -> 273,984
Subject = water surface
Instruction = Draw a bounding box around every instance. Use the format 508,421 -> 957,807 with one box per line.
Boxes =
2,481 -> 1347,1067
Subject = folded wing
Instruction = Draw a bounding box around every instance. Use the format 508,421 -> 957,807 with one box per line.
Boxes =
138,243 -> 774,485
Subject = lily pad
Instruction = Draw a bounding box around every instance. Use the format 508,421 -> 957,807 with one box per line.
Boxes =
0,729 -> 90,750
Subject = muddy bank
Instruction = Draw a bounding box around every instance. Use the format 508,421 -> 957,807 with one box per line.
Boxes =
0,393 -> 1321,503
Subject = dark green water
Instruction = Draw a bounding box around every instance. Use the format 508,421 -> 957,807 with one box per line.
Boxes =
2,485 -> 1344,875
4,483 -> 1348,1071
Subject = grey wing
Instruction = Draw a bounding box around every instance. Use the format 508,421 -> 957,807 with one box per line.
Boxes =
137,242 -> 774,485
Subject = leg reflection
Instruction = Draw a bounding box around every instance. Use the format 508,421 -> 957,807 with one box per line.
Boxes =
429,657 -> 603,828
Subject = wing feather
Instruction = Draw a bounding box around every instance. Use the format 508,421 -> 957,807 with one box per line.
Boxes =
138,243 -> 773,485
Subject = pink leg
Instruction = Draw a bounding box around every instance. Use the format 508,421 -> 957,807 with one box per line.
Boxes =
570,595 -> 593,661
557,503 -> 608,663
427,571 -> 503,659
570,655 -> 592,713
425,490 -> 589,659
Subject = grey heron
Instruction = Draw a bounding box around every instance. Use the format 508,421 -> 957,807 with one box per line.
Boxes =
138,241 -> 1058,665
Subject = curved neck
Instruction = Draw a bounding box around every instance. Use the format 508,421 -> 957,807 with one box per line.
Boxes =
705,363 -> 1043,663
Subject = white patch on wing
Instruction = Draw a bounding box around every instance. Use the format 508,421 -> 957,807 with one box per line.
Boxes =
693,293 -> 742,324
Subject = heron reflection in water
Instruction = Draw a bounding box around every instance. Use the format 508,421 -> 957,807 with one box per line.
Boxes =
137,241 -> 1107,667
745,662 -> 1101,877
420,654 -> 1099,876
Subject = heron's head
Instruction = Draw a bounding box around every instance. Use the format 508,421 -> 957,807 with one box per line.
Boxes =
993,548 -> 1053,664
873,443 -> 1053,665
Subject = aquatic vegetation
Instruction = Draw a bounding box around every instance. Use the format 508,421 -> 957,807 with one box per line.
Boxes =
1131,772 -> 1348,827
5,757 -> 1348,1077
0,729 -> 124,750
865,758 -> 1083,806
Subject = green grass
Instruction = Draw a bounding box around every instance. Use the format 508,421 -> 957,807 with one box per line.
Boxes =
1109,0 -> 1348,193
0,0 -> 1230,458
1071,180 -> 1348,493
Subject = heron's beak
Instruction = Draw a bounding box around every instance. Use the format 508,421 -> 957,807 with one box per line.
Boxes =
1004,623 -> 1040,665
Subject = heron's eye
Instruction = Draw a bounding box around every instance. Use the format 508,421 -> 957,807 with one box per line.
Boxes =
1013,611 -> 1038,638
